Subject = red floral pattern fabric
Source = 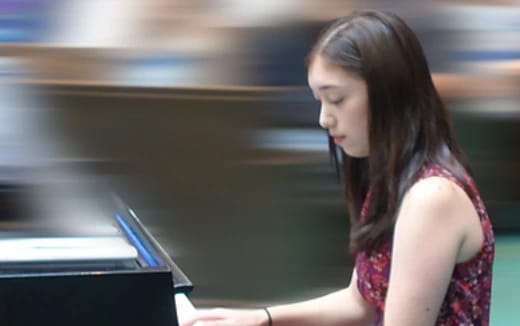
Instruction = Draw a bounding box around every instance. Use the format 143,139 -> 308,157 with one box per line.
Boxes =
355,164 -> 494,325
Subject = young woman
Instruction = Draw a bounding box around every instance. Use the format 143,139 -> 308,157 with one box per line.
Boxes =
181,9 -> 494,326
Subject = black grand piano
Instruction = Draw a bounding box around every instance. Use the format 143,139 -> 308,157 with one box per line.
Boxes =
0,175 -> 194,326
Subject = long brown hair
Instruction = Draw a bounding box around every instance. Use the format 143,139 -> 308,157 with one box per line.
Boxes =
306,10 -> 472,253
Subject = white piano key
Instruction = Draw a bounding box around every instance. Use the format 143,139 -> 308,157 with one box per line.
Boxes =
175,292 -> 197,324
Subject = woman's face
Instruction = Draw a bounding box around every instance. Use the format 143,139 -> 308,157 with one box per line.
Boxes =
307,55 -> 370,158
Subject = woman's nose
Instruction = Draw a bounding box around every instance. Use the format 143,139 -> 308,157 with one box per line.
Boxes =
319,106 -> 334,129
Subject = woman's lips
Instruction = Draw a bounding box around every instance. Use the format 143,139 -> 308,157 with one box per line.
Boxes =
332,135 -> 345,144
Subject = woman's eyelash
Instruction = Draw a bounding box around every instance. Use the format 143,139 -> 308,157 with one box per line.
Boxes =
331,98 -> 344,105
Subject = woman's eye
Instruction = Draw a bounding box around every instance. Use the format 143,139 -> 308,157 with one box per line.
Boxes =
330,98 -> 344,105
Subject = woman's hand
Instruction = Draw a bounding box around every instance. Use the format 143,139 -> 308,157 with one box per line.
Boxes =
180,308 -> 269,326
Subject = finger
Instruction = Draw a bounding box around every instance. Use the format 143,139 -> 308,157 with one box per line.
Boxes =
179,309 -> 229,326
193,320 -> 234,326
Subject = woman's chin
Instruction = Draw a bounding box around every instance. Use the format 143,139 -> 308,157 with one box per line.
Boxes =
343,147 -> 369,158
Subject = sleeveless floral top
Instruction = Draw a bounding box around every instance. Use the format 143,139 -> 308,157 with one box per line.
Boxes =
355,164 -> 494,325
